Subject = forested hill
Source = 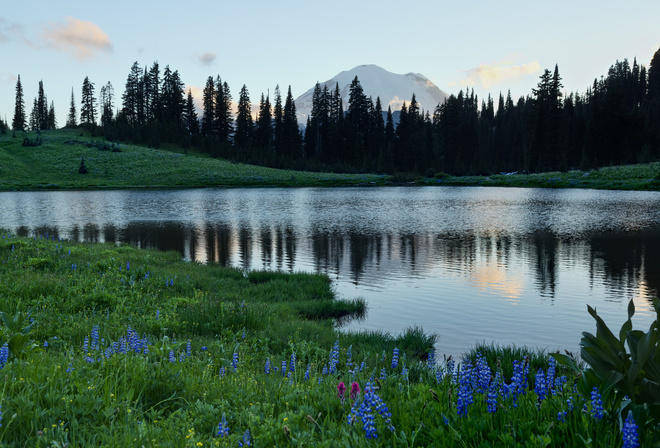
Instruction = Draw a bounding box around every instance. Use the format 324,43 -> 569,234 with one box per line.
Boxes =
4,46 -> 660,177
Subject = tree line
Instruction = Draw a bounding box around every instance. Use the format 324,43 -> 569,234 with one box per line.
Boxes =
7,45 -> 660,175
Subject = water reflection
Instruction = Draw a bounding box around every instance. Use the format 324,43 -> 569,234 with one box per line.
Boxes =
2,187 -> 659,355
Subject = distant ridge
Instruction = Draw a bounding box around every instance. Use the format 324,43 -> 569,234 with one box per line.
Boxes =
295,65 -> 448,124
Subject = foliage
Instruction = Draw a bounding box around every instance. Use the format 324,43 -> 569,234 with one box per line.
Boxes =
0,232 -> 657,446
553,299 -> 660,423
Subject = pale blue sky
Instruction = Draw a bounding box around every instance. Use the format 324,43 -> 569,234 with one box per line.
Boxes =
1,1 -> 659,124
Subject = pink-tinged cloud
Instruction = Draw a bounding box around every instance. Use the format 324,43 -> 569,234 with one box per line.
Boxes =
450,59 -> 541,89
40,17 -> 112,61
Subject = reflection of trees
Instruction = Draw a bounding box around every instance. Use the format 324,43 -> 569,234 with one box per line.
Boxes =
14,221 -> 659,303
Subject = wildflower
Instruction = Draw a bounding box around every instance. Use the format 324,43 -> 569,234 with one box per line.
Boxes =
427,351 -> 436,370
535,368 -> 547,402
322,364 -> 328,375
329,341 -> 340,374
155,309 -> 160,319
304,364 -> 310,381
168,350 -> 176,363
179,353 -> 185,362
232,353 -> 239,371
337,382 -> 347,401
557,411 -> 567,422
0,343 -> 9,368
457,360 -> 473,417
186,340 -> 192,358
359,361 -> 365,372
350,382 -> 361,400
242,330 -> 246,339
347,345 -> 353,366
91,325 -> 100,351
66,363 -> 74,373
590,387 -> 604,420
281,360 -> 286,376
380,368 -> 387,380
391,348 -> 399,370
436,369 -> 443,384
238,429 -> 251,447
622,411 -> 640,448
546,356 -> 556,395
486,385 -> 498,413
289,352 -> 296,372
474,353 -> 491,392
219,367 -> 226,378
216,414 -> 229,438
264,358 -> 271,374
43,341 -> 48,348
201,346 -> 207,352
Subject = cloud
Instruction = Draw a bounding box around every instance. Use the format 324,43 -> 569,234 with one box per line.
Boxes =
197,52 -> 217,66
40,17 -> 112,61
450,57 -> 541,90
0,19 -> 30,45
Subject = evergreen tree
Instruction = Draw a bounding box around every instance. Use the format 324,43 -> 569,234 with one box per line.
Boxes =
184,88 -> 199,135
255,93 -> 272,150
12,74 -> 26,131
235,84 -> 254,150
146,62 -> 161,123
214,77 -> 233,146
80,76 -> 97,126
36,80 -> 49,130
66,88 -> 77,128
281,86 -> 302,158
272,85 -> 283,155
201,76 -> 216,138
29,98 -> 38,131
99,82 -> 114,128
122,62 -> 141,126
48,101 -> 56,130
161,65 -> 185,129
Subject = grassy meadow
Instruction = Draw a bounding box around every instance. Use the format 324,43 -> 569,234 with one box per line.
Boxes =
0,232 -> 656,446
0,130 -> 386,190
1,129 -> 660,191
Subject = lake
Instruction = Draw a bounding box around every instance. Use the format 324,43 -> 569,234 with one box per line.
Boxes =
1,186 -> 658,357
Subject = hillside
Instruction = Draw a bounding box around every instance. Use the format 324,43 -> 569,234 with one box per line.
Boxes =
0,130 -> 386,190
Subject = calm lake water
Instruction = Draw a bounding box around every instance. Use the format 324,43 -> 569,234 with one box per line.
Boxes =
1,186 -> 658,356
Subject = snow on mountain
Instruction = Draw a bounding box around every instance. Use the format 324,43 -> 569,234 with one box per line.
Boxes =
295,65 -> 448,124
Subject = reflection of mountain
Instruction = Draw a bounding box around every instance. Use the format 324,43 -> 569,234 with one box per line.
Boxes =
20,222 -> 659,305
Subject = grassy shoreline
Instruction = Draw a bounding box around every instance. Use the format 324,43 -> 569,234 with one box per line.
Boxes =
1,129 -> 659,191
0,232 -> 656,446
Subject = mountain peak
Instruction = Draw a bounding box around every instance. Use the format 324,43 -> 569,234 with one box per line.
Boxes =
295,65 -> 447,123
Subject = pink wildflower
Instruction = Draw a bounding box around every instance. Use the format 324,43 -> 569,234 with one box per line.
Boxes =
350,382 -> 361,400
337,382 -> 347,400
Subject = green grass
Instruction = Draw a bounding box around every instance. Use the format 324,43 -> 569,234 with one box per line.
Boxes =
420,164 -> 660,191
0,232 -> 656,446
0,130 -> 387,190
1,129 -> 659,191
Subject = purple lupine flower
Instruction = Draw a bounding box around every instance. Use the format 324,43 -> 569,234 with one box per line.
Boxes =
590,387 -> 604,420
622,411 -> 640,448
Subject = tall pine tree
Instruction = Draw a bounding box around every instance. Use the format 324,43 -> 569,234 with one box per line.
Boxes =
12,75 -> 26,131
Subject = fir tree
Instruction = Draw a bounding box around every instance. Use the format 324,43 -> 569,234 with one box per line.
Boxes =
12,74 -> 26,131
234,84 -> 254,150
272,85 -> 283,155
66,88 -> 77,128
80,76 -> 97,126
201,76 -> 216,138
281,86 -> 302,158
99,82 -> 114,128
48,101 -> 56,130
184,88 -> 199,135
255,93 -> 272,150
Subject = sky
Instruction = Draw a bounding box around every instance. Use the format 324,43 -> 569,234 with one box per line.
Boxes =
1,0 -> 659,125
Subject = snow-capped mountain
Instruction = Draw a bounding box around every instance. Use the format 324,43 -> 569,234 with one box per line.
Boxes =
295,65 -> 448,124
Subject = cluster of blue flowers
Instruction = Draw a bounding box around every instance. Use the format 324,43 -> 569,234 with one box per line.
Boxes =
0,343 -> 9,368
347,379 -> 395,439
